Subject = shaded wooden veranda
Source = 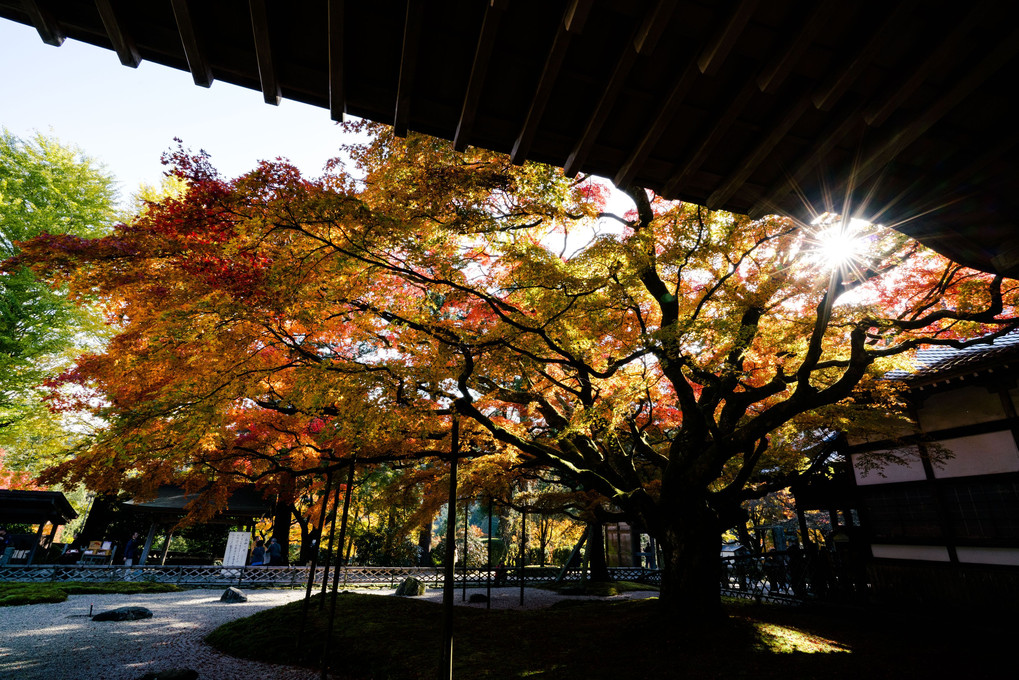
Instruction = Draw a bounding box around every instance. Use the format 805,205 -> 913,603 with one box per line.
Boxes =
0,488 -> 77,564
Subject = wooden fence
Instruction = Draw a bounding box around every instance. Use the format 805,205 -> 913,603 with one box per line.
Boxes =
0,564 -> 662,589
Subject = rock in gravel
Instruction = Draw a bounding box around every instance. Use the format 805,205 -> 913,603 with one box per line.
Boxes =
134,669 -> 199,680
93,606 -> 154,621
220,586 -> 248,603
394,576 -> 426,596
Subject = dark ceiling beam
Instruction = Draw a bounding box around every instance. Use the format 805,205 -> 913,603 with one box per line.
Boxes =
697,0 -> 758,76
863,2 -> 990,128
614,1 -> 757,188
248,0 -> 280,105
756,0 -> 838,94
328,0 -> 344,121
564,0 -> 673,177
612,65 -> 697,189
705,96 -> 811,209
95,0 -> 140,67
454,0 -> 508,152
748,106 -> 866,220
394,0 -> 425,137
703,1 -> 847,207
845,26 -> 1019,208
663,77 -> 758,198
811,0 -> 917,111
510,0 -> 592,164
169,0 -> 212,88
750,4 -> 996,219
22,0 -> 62,46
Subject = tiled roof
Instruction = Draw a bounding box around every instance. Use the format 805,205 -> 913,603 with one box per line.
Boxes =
899,331 -> 1019,384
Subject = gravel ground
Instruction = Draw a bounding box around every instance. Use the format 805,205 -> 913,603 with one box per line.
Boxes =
0,586 -> 659,680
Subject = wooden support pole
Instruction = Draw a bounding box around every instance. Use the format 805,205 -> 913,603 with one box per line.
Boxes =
318,475 -> 343,609
322,460 -> 356,680
519,508 -> 527,606
486,497 -> 493,609
299,470 -> 332,645
441,417 -> 459,679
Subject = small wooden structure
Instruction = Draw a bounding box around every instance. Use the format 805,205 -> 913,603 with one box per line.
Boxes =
0,489 -> 78,565
118,485 -> 272,565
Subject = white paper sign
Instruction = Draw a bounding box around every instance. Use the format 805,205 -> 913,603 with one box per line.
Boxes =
223,531 -> 252,567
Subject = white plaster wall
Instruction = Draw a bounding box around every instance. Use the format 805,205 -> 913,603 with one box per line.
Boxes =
917,386 -> 1004,431
852,447 -> 926,485
871,544 -> 951,561
930,431 -> 1019,478
956,547 -> 1019,566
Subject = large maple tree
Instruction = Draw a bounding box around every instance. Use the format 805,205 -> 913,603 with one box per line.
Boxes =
14,122 -> 1019,618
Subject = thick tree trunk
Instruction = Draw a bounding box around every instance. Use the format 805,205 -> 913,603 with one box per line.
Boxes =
587,518 -> 611,582
272,477 -> 296,566
655,493 -> 724,622
417,515 -> 433,567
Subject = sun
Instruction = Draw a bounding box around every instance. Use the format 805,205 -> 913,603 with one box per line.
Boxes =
809,215 -> 872,276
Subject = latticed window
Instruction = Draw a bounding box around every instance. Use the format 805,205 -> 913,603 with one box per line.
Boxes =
862,486 -> 942,540
943,478 -> 1019,542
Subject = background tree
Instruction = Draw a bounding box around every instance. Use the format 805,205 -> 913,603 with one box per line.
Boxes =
0,129 -> 115,474
16,124 -> 1019,622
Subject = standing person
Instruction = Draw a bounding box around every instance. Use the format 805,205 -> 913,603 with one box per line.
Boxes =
250,538 -> 266,566
123,532 -> 141,566
267,537 -> 282,566
0,527 -> 11,566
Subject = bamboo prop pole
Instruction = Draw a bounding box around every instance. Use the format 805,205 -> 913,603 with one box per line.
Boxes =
486,496 -> 493,609
441,417 -> 459,680
299,470 -> 332,643
321,459 -> 356,680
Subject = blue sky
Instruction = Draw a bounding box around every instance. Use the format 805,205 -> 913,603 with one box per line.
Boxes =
0,20 -> 358,206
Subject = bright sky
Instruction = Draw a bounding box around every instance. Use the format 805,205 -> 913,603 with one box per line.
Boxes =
0,20 -> 358,207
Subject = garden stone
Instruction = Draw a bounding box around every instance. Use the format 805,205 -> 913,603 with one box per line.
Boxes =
220,586 -> 248,603
468,593 -> 488,604
134,669 -> 199,680
93,606 -> 153,621
394,576 -> 426,596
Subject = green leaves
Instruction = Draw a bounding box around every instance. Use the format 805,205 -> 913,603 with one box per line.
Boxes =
0,130 -> 116,454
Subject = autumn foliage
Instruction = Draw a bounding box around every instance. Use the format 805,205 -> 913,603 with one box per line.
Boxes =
12,122 -> 1019,616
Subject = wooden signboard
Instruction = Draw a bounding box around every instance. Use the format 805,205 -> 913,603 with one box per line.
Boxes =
222,531 -> 251,567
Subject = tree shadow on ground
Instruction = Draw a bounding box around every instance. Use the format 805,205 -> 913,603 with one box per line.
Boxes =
207,592 -> 1014,679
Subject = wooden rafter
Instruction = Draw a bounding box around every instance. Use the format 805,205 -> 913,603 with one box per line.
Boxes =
169,0 -> 212,87
845,26 -> 1019,202
613,64 -> 697,189
664,76 -> 758,198
748,106 -> 865,220
248,0 -> 280,105
95,0 -> 140,67
863,1 -> 991,128
454,0 -> 508,151
697,0 -> 757,77
615,1 -> 754,188
23,0 -> 62,46
394,0 -> 425,137
756,0 -> 838,94
811,0 -> 918,111
328,0 -> 344,121
564,0 -> 673,177
706,96 -> 811,209
510,0 -> 592,165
